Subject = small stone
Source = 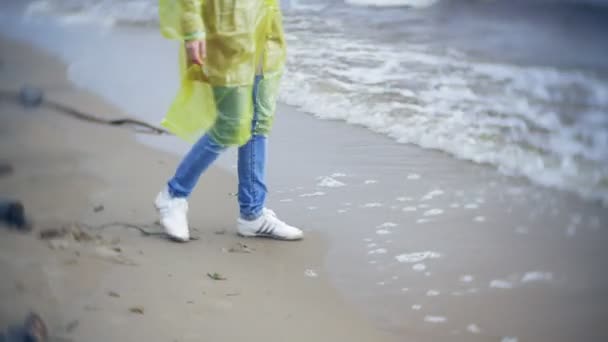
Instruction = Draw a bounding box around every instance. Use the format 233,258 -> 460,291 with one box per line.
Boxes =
93,205 -> 104,213
108,291 -> 120,298
129,306 -> 144,314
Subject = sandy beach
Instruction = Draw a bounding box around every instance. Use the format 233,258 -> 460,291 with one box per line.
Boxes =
0,37 -> 398,342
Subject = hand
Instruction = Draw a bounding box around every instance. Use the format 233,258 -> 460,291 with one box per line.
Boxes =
185,39 -> 206,66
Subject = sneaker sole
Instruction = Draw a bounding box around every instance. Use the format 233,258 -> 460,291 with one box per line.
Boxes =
237,231 -> 303,241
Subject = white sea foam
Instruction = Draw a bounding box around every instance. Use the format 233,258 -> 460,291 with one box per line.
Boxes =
464,203 -> 479,210
279,198 -> 293,203
406,173 -> 421,180
424,315 -> 447,323
501,337 -> 518,342
376,229 -> 391,235
416,218 -> 431,224
490,280 -> 514,289
304,269 -> 318,278
426,290 -> 440,296
473,216 -> 486,223
421,189 -> 445,201
521,271 -> 553,283
368,248 -> 388,255
403,206 -> 417,212
395,251 -> 441,263
412,263 -> 427,271
396,196 -> 413,202
377,222 -> 398,228
412,304 -> 422,310
467,324 -> 482,334
423,209 -> 444,216
299,192 -> 326,197
460,275 -> 474,283
364,179 -> 378,185
362,202 -> 383,208
317,176 -> 346,188
346,0 -> 439,8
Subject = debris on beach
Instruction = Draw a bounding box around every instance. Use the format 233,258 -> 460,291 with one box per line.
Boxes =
108,291 -> 120,298
93,205 -> 105,213
207,272 -> 227,281
0,161 -> 13,177
65,319 -> 79,333
0,200 -> 30,231
129,306 -> 145,315
224,242 -> 254,254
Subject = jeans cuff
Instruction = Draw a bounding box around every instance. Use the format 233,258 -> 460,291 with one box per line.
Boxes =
240,210 -> 263,221
167,181 -> 188,198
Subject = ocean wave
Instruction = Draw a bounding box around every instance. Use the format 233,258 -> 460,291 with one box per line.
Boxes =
280,14 -> 608,205
345,0 -> 439,7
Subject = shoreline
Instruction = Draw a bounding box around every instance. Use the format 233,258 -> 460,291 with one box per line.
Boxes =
0,37 -> 398,342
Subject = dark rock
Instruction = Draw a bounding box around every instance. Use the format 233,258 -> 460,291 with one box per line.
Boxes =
18,86 -> 43,108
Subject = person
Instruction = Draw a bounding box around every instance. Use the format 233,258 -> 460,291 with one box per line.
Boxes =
155,0 -> 303,242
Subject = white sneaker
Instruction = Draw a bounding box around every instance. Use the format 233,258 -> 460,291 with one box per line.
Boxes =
154,187 -> 190,242
237,208 -> 303,241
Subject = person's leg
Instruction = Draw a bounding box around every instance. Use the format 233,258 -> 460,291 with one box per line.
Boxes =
168,134 -> 226,198
236,75 -> 302,240
156,133 -> 226,242
237,75 -> 266,220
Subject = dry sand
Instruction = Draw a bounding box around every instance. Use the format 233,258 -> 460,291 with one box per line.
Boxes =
0,37 -> 398,342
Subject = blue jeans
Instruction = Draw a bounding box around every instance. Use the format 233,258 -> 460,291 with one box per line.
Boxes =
167,75 -> 267,220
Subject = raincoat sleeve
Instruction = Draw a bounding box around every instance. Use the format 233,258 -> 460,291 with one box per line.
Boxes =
158,0 -> 205,41
180,0 -> 205,41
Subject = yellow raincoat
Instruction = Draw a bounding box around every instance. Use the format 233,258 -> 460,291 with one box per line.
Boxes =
158,0 -> 286,146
